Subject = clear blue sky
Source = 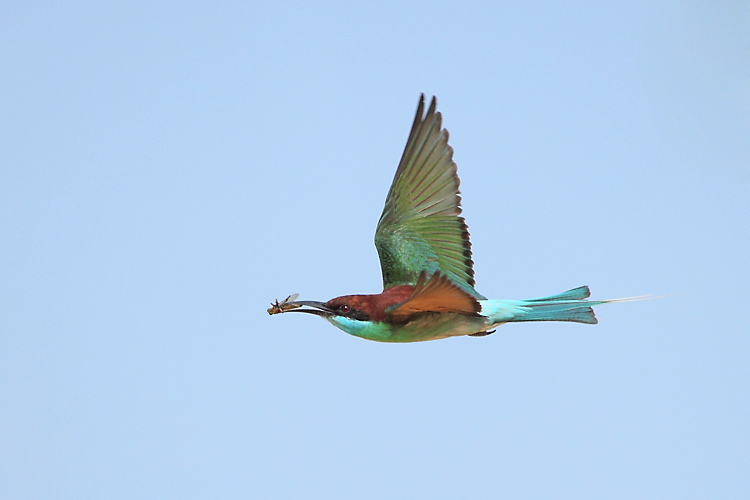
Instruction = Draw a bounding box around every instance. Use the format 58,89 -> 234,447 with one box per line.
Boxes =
2,2 -> 748,498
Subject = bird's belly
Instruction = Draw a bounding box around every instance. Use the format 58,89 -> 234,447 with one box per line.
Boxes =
384,313 -> 489,343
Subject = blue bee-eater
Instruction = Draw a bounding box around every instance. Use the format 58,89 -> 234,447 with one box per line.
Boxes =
268,95 -> 645,342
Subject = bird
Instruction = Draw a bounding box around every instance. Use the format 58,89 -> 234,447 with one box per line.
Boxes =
268,94 -> 647,342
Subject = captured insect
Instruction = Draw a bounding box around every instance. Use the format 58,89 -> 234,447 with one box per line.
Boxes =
267,293 -> 301,315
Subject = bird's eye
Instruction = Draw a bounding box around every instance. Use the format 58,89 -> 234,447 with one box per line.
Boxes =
340,304 -> 350,313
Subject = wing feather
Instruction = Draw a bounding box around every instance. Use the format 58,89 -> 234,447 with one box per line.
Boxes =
387,271 -> 481,322
374,95 -> 483,298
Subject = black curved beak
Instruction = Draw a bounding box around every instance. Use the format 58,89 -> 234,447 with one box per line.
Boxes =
283,300 -> 333,317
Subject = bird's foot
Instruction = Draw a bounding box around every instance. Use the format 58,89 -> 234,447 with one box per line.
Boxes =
468,329 -> 496,337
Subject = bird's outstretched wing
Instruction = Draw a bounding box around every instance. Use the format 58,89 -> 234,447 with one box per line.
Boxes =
375,95 -> 483,298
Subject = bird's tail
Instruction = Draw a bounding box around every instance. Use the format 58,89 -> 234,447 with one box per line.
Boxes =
481,286 -> 652,325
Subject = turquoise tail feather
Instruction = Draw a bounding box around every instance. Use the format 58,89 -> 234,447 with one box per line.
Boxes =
480,286 -> 649,326
529,285 -> 591,302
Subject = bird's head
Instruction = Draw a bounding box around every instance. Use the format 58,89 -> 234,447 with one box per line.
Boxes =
269,294 -> 378,337
277,295 -> 374,321
268,286 -> 415,336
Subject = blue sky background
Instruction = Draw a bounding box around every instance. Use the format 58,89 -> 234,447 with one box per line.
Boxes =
1,2 -> 748,498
